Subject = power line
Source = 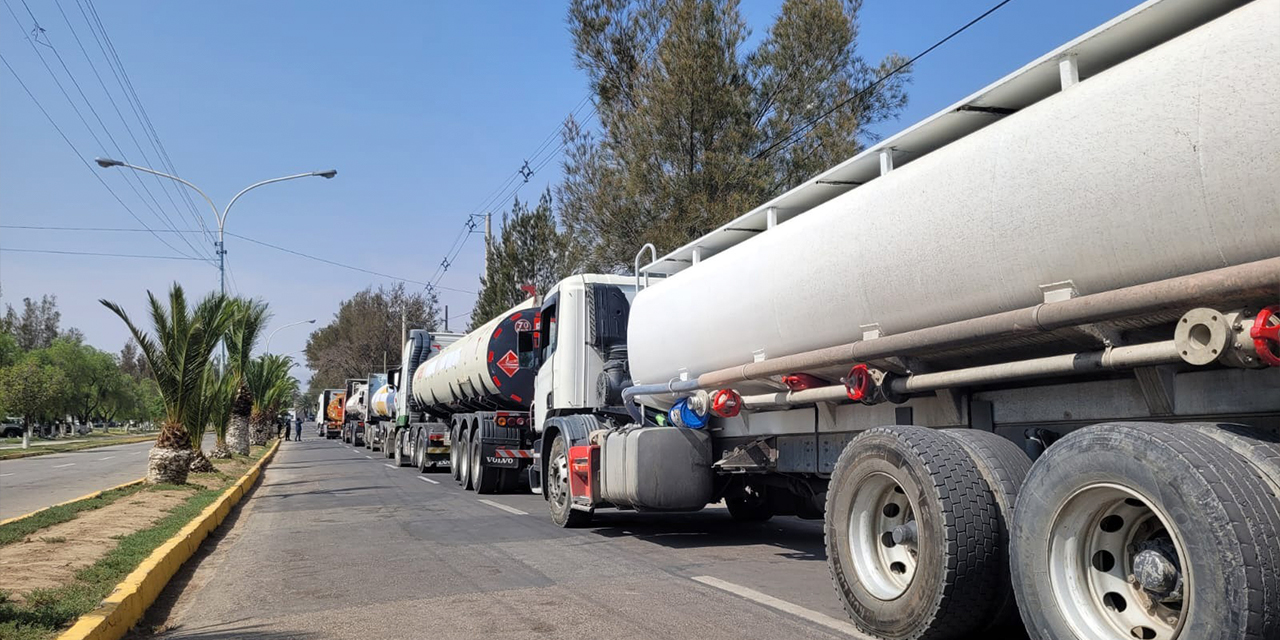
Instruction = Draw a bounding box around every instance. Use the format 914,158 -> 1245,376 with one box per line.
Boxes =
0,247 -> 206,260
2,0 -> 209,261
0,52 -> 215,264
77,0 -> 215,246
754,0 -> 1015,163
0,224 -> 475,294
222,232 -> 477,295
51,0 -> 214,253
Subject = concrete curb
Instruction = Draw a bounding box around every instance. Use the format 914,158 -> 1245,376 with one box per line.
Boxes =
56,440 -> 282,640
0,478 -> 147,528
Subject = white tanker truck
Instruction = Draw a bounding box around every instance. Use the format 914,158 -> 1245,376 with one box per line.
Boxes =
376,1 -> 1279,638
530,2 -> 1276,639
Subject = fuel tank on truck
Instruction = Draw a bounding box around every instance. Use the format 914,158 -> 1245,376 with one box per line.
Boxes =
370,384 -> 396,419
344,383 -> 367,420
411,302 -> 537,414
627,0 -> 1280,389
325,392 -> 345,423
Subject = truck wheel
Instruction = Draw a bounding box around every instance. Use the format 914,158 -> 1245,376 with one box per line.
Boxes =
418,432 -> 431,473
472,431 -> 500,495
458,427 -> 472,488
826,425 -> 1004,640
1011,422 -> 1280,640
385,431 -> 396,460
453,427 -> 468,481
547,433 -> 589,528
942,429 -> 1032,634
1181,423 -> 1280,494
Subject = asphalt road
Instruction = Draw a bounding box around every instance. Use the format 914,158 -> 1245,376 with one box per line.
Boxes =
143,436 -> 873,640
0,434 -> 213,520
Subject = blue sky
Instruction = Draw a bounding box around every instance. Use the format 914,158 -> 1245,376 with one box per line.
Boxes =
0,0 -> 1143,385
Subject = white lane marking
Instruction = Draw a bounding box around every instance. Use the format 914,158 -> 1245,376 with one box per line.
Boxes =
691,576 -> 861,637
0,473 -> 13,477
418,476 -> 439,485
365,455 -> 373,459
383,463 -> 398,470
53,463 -> 76,468
478,499 -> 528,516
98,456 -> 116,461
131,451 -> 144,455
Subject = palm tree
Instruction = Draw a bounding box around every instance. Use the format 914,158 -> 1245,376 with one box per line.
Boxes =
101,284 -> 233,485
225,299 -> 270,455
246,353 -> 294,445
185,367 -> 219,472
206,367 -> 237,459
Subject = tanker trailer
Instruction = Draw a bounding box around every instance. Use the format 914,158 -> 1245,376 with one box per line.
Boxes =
365,379 -> 395,452
358,373 -> 389,451
341,379 -> 367,445
530,1 -> 1280,639
320,389 -> 344,439
408,302 -> 538,493
385,329 -> 463,468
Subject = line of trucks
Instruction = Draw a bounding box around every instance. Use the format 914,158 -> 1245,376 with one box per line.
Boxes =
316,1 -> 1280,638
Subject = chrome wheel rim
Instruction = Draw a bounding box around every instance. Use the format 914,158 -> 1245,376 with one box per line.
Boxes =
548,449 -> 569,510
458,433 -> 469,481
1049,483 -> 1189,640
848,471 -> 918,600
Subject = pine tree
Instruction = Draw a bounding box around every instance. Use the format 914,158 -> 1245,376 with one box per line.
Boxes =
470,191 -> 575,327
560,0 -> 909,270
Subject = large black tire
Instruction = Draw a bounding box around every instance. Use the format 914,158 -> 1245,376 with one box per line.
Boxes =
450,425 -> 463,482
458,427 -> 472,489
726,492 -> 773,523
826,425 -> 1004,640
941,429 -> 1032,636
1181,422 -> 1280,494
1011,422 -> 1280,640
547,433 -> 590,528
385,430 -> 396,460
471,422 -> 501,494
418,432 -> 432,473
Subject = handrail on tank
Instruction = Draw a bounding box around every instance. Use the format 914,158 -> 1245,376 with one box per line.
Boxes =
634,243 -> 658,292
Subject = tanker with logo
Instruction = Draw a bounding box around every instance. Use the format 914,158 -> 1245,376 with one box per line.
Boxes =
474,2 -> 1280,639
376,306 -> 538,492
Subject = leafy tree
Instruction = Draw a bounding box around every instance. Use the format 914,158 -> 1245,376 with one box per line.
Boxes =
560,0 -> 909,270
0,354 -> 67,448
39,338 -> 124,426
305,283 -> 440,397
119,339 -> 152,380
2,294 -> 63,351
224,298 -> 270,455
471,191 -> 577,326
101,284 -> 235,485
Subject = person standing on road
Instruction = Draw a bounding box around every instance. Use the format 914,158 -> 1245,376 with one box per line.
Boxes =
282,418 -> 291,441
294,417 -> 302,442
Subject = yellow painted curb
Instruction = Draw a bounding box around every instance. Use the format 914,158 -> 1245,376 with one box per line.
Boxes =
56,439 -> 283,640
0,478 -> 146,528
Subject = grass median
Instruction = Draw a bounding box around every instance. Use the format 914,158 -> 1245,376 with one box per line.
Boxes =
0,444 -> 270,640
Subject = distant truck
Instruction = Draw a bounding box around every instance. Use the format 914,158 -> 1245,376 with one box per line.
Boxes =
380,330 -> 463,468
317,389 -> 344,439
341,378 -> 369,445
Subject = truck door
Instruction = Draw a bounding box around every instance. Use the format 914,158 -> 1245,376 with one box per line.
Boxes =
533,293 -> 559,432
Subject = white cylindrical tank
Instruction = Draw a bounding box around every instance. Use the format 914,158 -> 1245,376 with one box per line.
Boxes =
411,303 -> 537,413
628,0 -> 1280,388
344,383 -> 367,420
370,384 -> 396,419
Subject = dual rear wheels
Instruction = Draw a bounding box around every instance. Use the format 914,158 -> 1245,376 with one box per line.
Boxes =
826,422 -> 1280,640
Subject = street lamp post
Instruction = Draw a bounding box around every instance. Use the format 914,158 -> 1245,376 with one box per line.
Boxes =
94,158 -> 336,297
265,318 -> 317,354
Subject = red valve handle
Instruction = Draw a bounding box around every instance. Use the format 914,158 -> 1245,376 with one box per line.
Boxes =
1251,305 -> 1280,367
711,389 -> 742,418
844,364 -> 873,402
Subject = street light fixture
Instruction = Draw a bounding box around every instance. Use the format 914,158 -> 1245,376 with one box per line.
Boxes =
93,158 -> 336,297
265,318 -> 317,354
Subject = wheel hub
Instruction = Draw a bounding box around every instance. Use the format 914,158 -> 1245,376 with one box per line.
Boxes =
1133,540 -> 1183,602
1048,484 -> 1188,640
848,472 -> 918,600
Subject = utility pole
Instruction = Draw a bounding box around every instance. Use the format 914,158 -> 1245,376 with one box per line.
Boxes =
401,307 -> 407,346
483,212 -> 492,273
445,305 -> 449,332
